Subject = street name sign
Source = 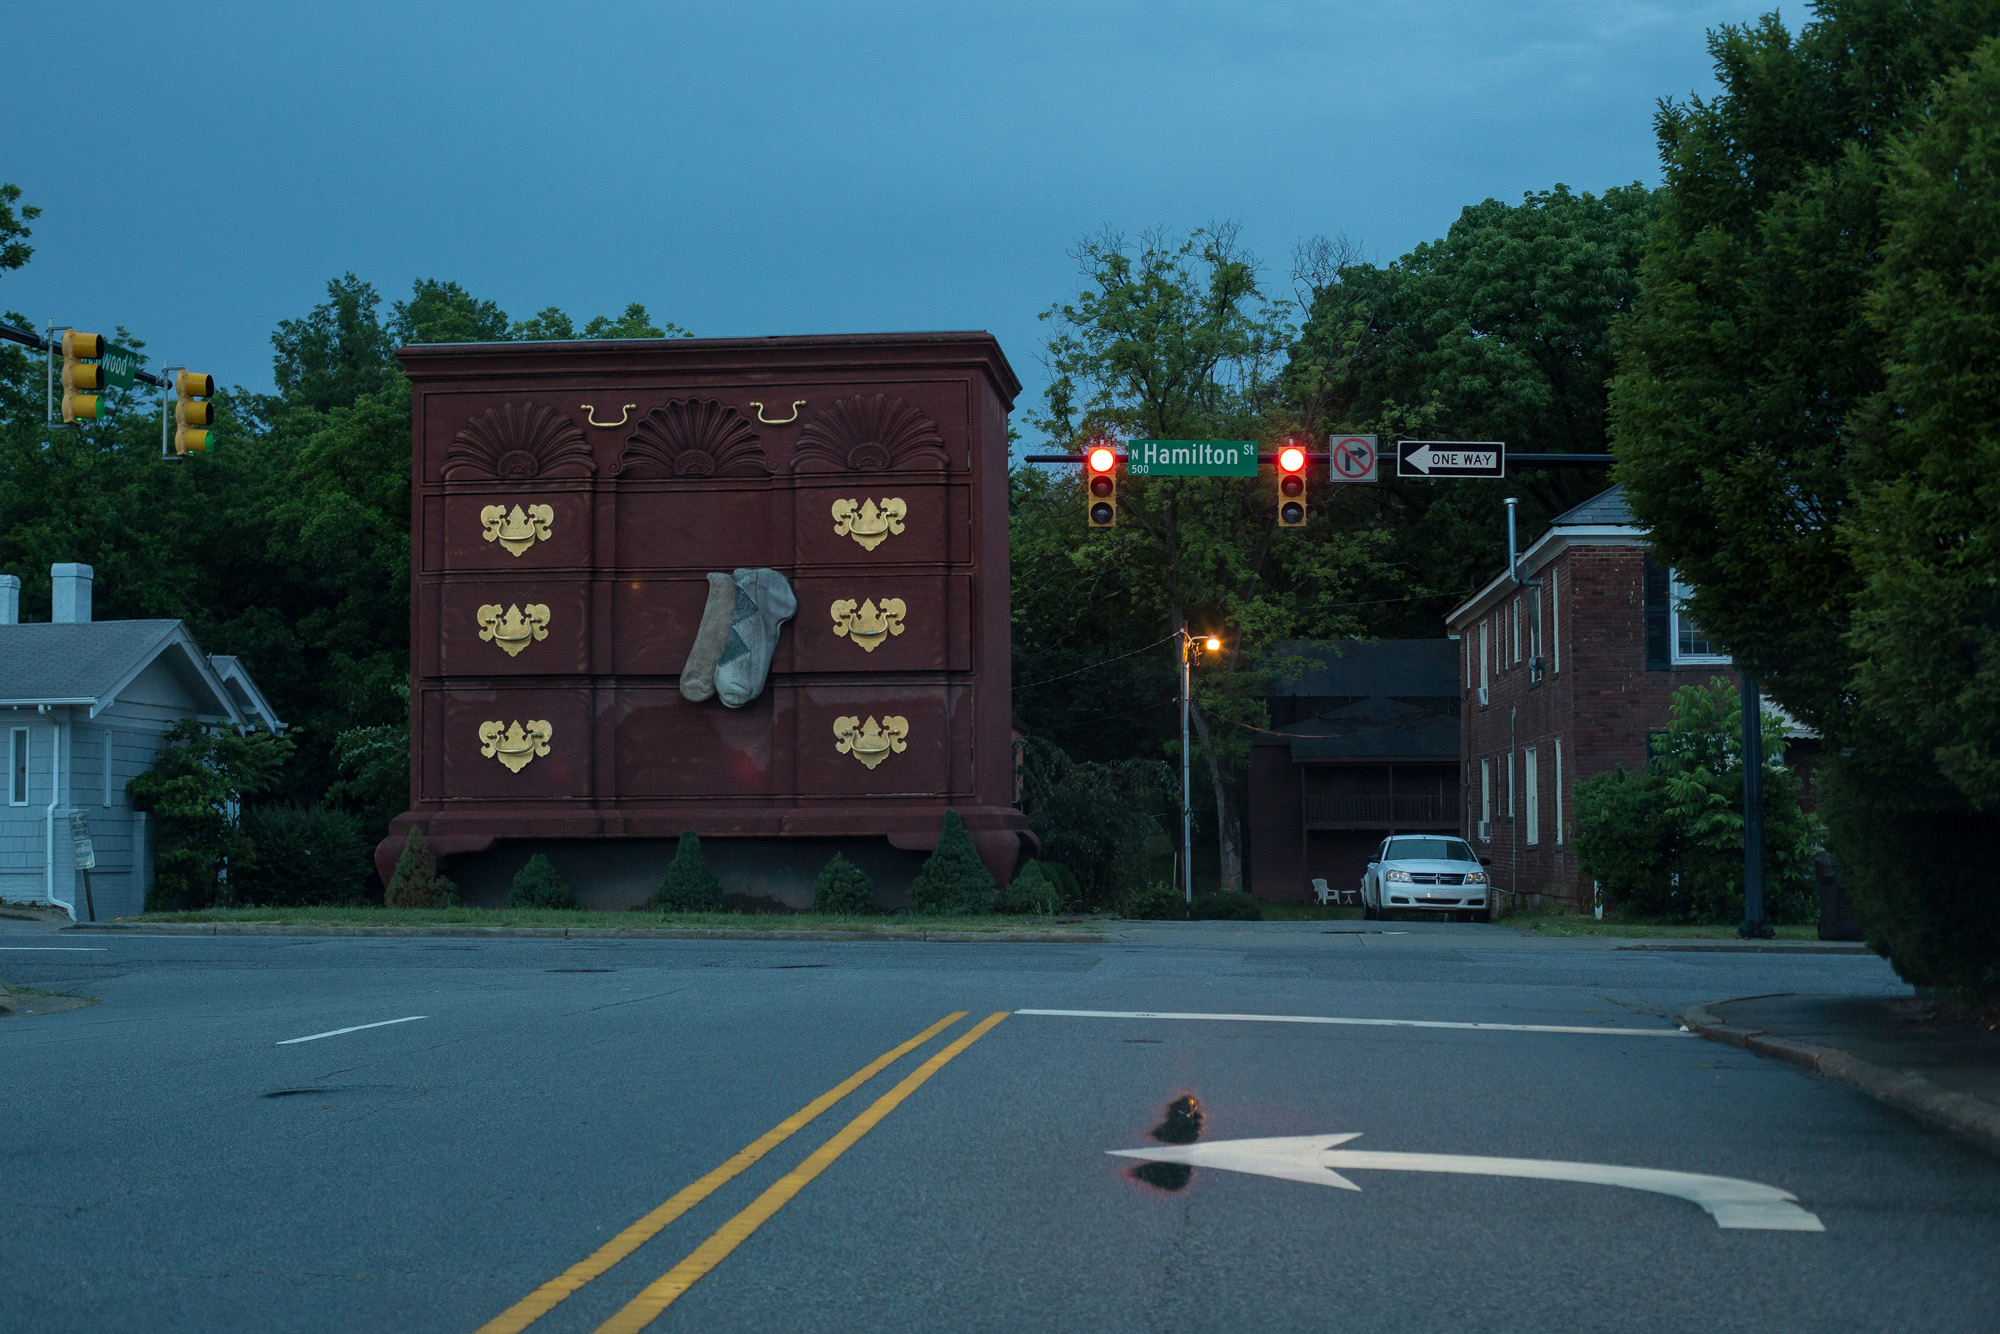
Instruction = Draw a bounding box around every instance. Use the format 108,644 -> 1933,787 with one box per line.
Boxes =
1126,439 -> 1257,477
1397,440 -> 1504,478
101,345 -> 140,392
1329,434 -> 1378,483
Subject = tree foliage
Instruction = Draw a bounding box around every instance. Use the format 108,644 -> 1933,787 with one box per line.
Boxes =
384,825 -> 456,908
811,852 -> 876,915
509,853 -> 577,910
907,810 -> 997,915
128,720 -> 294,909
1573,679 -> 1820,924
653,831 -> 723,912
1611,1 -> 2000,999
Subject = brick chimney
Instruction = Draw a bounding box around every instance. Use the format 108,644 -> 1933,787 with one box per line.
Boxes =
0,575 -> 17,625
51,563 -> 93,624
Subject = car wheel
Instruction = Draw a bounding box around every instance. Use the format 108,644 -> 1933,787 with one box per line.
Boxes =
1470,907 -> 1491,924
1362,897 -> 1377,921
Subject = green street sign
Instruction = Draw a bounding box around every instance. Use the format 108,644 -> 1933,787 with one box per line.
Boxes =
101,345 -> 140,391
1126,439 -> 1257,477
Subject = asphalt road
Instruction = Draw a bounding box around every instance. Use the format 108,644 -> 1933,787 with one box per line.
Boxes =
3,923 -> 1995,1333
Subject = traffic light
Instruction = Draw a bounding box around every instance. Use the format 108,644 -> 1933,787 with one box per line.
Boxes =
174,371 -> 215,455
60,330 -> 104,423
1085,441 -> 1118,527
1277,442 -> 1307,527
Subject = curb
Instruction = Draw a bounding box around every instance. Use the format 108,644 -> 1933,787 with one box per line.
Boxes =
1683,1000 -> 2000,1160
61,922 -> 1103,944
1615,942 -> 1872,954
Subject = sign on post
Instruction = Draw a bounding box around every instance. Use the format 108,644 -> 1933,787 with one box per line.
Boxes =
67,810 -> 95,870
101,345 -> 140,392
1126,439 -> 1257,477
1329,434 -> 1379,483
1397,440 -> 1505,478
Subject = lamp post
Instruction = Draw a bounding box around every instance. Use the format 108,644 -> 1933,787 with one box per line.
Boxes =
1740,672 -> 1773,939
1178,629 -> 1222,912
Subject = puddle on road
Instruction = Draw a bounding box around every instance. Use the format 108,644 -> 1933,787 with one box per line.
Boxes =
1130,1095 -> 1203,1193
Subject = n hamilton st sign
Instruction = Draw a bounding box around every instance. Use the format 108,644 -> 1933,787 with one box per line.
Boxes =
1397,439 -> 1505,477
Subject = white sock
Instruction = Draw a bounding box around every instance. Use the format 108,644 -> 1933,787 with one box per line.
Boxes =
715,568 -> 797,708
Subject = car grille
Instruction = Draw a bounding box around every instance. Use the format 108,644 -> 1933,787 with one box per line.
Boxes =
1409,873 -> 1465,885
1416,897 -> 1462,906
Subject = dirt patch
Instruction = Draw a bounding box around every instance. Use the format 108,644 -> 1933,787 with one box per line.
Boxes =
1,987 -> 99,1019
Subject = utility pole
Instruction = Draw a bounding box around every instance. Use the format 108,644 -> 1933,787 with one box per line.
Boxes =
1180,629 -> 1193,912
1739,673 -> 1773,939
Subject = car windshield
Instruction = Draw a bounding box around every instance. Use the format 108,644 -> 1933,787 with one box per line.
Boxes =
1385,837 -> 1477,862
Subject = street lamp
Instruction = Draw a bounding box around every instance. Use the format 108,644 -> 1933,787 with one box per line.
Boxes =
1178,629 -> 1224,910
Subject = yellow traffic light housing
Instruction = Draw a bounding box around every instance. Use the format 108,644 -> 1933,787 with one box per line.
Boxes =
60,330 -> 105,422
1277,443 -> 1308,527
1085,442 -> 1118,527
174,370 -> 215,455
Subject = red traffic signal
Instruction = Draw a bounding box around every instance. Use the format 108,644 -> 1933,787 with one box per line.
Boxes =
1086,441 -> 1118,527
1277,441 -> 1307,527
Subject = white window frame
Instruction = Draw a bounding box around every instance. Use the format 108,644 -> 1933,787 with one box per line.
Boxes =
1506,750 -> 1515,817
1669,571 -> 1731,666
1525,746 -> 1540,846
9,727 -> 26,806
1554,739 -> 1565,845
1479,620 -> 1490,691
1552,567 -> 1561,674
1512,597 -> 1522,663
1481,758 -> 1491,824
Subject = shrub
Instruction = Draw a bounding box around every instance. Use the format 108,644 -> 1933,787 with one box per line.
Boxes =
999,861 -> 1065,915
235,806 -> 371,906
1190,889 -> 1260,921
509,853 -> 576,909
907,811 -> 997,915
384,826 -> 457,908
1041,860 -> 1080,906
652,831 -> 723,912
812,853 -> 876,915
1016,738 -> 1174,910
1119,880 -> 1183,920
130,719 -> 294,910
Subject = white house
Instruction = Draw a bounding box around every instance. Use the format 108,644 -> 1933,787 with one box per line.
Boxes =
0,564 -> 283,920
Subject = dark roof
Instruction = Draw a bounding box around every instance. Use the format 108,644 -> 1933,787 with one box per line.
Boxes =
0,620 -> 183,703
1268,639 -> 1458,699
1285,697 -> 1460,762
1549,484 -> 1635,528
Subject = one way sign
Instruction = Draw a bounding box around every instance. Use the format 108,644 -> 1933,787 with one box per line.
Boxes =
1397,440 -> 1505,478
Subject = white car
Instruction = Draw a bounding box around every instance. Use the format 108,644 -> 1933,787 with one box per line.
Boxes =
1360,835 -> 1492,923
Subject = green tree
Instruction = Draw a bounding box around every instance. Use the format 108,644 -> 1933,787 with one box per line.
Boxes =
653,831 -> 723,912
907,810 -> 998,915
128,720 -> 294,909
392,279 -> 512,345
811,853 -> 876,915
384,826 -> 456,907
1611,1 -> 2000,999
271,273 -> 395,411
1,183 -> 38,273
509,853 -> 577,909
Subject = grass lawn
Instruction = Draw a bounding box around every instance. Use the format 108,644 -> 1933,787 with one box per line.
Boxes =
121,906 -> 1099,933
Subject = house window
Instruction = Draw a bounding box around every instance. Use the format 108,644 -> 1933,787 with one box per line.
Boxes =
1552,567 -> 1562,674
1554,739 -> 1565,845
9,728 -> 25,805
1512,597 -> 1522,663
1481,758 -> 1491,825
1479,620 -> 1490,691
1670,573 -> 1731,665
1525,747 -> 1540,846
1530,586 -> 1542,660
1506,750 -> 1515,817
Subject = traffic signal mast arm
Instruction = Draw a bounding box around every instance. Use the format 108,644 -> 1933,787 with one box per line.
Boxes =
0,321 -> 169,388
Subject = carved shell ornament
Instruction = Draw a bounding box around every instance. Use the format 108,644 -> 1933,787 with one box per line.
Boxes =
834,715 -> 908,770
477,603 -> 551,657
830,598 -> 906,652
831,498 -> 906,551
480,503 -> 555,556
479,720 -> 552,773
446,403 -> 596,480
792,394 -> 948,472
618,398 -> 768,477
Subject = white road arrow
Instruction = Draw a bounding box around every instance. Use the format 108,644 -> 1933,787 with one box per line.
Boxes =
1109,1135 -> 1824,1232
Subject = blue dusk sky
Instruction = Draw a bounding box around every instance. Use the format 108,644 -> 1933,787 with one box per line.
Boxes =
2,1 -> 1810,432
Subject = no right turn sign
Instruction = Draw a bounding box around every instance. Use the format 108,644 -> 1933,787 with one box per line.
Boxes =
1329,434 -> 1378,483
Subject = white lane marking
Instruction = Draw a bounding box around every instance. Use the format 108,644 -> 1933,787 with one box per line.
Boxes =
1110,1134 -> 1823,1231
277,1015 -> 427,1046
1016,1008 -> 1690,1037
0,946 -> 108,951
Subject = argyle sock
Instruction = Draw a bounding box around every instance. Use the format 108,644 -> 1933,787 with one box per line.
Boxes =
715,567 -> 798,708
679,572 -> 738,703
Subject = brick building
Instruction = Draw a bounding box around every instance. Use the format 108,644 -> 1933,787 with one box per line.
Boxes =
1245,640 -> 1460,902
1444,486 -> 1746,908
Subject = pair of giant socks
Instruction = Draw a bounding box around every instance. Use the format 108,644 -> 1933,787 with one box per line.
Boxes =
679,568 -> 797,708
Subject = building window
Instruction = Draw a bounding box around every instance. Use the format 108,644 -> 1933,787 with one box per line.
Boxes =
1530,586 -> 1542,660
1525,747 -> 1540,846
1506,750 -> 1515,817
1670,572 -> 1731,665
1481,758 -> 1491,825
1512,598 -> 1522,663
1554,739 -> 1565,845
1552,567 -> 1561,674
9,728 -> 25,805
1480,619 -> 1490,691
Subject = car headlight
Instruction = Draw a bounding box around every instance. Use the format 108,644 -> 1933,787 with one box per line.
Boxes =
1385,868 -> 1412,882
1464,870 -> 1487,884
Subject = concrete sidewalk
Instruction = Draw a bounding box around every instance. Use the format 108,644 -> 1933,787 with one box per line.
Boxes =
1685,993 -> 2000,1158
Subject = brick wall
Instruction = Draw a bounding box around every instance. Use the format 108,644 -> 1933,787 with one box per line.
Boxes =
1458,542 -> 1734,906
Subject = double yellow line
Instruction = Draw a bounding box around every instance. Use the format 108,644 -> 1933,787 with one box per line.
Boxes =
477,1010 -> 1009,1334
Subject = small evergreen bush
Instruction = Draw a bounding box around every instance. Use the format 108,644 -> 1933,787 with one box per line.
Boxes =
652,831 -> 723,912
384,826 -> 457,908
999,861 -> 1064,915
812,852 -> 876,914
907,811 -> 998,915
1040,860 -> 1081,906
1190,889 -> 1261,921
509,853 -> 577,909
236,806 -> 371,906
1119,880 -> 1182,920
